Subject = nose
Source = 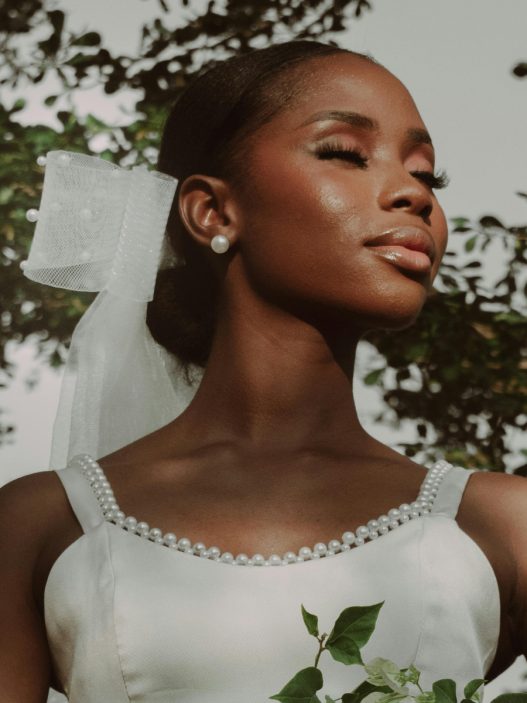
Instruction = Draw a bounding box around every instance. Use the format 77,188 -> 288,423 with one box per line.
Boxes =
379,173 -> 434,223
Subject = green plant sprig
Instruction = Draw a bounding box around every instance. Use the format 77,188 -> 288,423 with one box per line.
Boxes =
269,602 -> 527,703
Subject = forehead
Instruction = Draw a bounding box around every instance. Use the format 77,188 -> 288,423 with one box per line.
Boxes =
264,53 -> 427,135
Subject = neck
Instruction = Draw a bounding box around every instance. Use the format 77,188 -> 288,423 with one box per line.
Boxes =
167,286 -> 371,457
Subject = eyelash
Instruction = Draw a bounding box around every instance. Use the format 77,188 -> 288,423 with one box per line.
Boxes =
315,140 -> 450,190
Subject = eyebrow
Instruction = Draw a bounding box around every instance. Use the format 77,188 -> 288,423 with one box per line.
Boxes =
297,110 -> 434,150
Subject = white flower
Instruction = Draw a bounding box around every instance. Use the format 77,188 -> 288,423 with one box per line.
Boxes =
364,657 -> 411,695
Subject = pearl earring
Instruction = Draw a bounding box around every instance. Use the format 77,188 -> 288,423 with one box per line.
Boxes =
210,234 -> 230,254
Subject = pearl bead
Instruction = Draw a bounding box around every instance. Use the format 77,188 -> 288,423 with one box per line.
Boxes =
210,234 -> 230,253
163,532 -> 177,546
356,525 -> 370,539
269,554 -> 282,565
252,554 -> 265,566
367,519 -> 380,530
193,541 -> 206,555
26,208 -> 39,222
400,503 -> 411,514
283,551 -> 297,563
155,536 -> 165,544
124,516 -> 137,530
148,528 -> 163,540
36,155 -> 47,166
220,552 -> 234,563
388,508 -> 401,520
235,553 -> 249,565
19,260 -> 28,270
342,531 -> 356,545
378,526 -> 389,535
208,546 -> 221,559
355,537 -> 365,546
298,546 -> 312,559
135,521 -> 150,536
313,542 -> 327,556
378,515 -> 390,526
340,543 -> 351,551
177,537 -> 191,551
328,539 -> 341,552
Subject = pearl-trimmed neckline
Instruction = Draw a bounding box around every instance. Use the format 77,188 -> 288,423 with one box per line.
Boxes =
71,453 -> 452,567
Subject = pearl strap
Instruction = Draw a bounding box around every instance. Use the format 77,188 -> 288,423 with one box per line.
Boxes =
72,453 -> 452,567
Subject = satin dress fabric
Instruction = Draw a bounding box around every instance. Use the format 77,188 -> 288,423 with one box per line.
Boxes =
44,458 -> 500,703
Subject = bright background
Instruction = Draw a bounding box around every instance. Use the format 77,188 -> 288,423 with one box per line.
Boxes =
1,0 -> 526,699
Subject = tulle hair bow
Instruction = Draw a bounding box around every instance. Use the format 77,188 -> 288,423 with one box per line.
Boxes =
22,150 -> 201,468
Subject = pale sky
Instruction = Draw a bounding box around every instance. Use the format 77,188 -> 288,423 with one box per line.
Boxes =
2,1 -> 527,696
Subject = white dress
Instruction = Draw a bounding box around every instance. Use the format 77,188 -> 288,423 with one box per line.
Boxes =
44,455 -> 500,702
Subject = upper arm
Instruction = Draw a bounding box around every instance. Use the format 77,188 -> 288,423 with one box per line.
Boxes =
498,472 -> 527,659
0,473 -> 55,702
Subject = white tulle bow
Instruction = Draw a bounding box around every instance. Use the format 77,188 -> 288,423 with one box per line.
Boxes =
23,150 -> 201,468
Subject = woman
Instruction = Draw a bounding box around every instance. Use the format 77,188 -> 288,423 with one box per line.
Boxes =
1,40 -> 525,703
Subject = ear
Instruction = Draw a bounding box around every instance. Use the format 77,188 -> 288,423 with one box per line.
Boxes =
177,174 -> 242,252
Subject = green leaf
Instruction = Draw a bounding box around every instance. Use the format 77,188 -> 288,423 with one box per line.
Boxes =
464,235 -> 478,252
326,636 -> 364,665
47,10 -> 65,35
463,679 -> 485,700
326,602 -> 384,666
342,680 -> 393,703
432,679 -> 457,703
479,215 -> 504,229
301,604 -> 319,637
269,666 -> 323,702
11,98 -> 26,112
487,696 -> 527,703
72,31 -> 101,47
364,368 -> 385,385
44,95 -> 58,107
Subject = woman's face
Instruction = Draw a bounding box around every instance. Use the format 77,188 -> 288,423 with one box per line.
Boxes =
232,53 -> 449,335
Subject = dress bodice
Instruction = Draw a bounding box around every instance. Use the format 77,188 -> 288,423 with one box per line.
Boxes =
44,455 -> 500,703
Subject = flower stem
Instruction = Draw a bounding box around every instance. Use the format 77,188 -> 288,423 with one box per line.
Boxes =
314,633 -> 327,669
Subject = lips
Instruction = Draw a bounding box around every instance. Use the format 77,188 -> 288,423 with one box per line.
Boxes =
365,226 -> 435,265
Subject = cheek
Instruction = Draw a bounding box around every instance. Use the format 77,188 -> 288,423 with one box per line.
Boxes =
236,166 -> 375,311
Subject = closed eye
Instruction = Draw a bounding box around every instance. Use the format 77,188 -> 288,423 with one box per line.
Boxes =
315,141 -> 450,190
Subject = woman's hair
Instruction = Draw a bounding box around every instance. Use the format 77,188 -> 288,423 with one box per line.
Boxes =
146,39 -> 378,379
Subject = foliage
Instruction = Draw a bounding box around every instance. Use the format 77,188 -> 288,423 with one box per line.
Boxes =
362,215 -> 527,474
0,0 -> 525,474
269,601 -> 527,703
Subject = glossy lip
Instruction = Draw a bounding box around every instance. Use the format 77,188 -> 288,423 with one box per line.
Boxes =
365,226 -> 435,265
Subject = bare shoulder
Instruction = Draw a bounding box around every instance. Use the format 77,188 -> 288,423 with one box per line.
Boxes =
0,470 -> 74,699
0,469 -> 77,579
0,469 -> 67,534
459,468 -> 527,659
461,467 -> 527,521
